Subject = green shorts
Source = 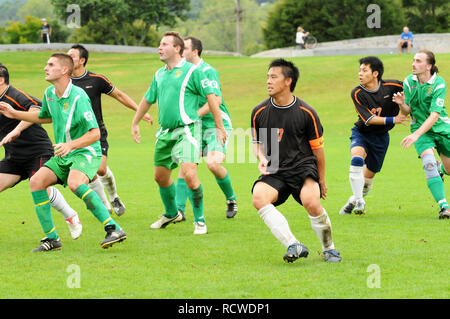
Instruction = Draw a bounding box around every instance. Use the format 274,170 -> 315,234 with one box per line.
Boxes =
414,131 -> 450,157
201,127 -> 232,156
44,153 -> 102,186
154,122 -> 202,170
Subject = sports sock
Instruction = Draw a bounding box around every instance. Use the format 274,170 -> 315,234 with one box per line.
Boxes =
159,183 -> 178,218
188,185 -> 205,223
349,156 -> 365,201
99,166 -> 118,200
74,184 -> 120,229
32,190 -> 58,240
258,204 -> 298,248
363,177 -> 374,196
423,154 -> 448,210
89,177 -> 111,211
175,178 -> 188,213
49,186 -> 77,220
215,173 -> 236,201
309,209 -> 335,251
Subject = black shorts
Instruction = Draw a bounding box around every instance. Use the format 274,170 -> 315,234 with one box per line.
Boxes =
0,154 -> 52,187
100,125 -> 109,156
251,161 -> 320,207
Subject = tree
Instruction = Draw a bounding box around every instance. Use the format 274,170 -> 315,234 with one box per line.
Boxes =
0,0 -> 26,26
262,0 -> 405,49
17,0 -> 55,21
4,15 -> 41,43
403,0 -> 449,33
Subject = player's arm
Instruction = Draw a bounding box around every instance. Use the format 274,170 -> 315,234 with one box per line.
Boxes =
312,147 -> 327,200
206,93 -> 227,145
197,95 -> 222,117
400,112 -> 440,149
109,87 -> 153,124
252,142 -> 269,176
131,96 -> 152,144
54,128 -> 100,157
0,107 -> 41,147
0,102 -> 51,124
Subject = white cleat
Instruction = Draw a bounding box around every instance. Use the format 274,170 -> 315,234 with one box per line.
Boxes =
150,211 -> 183,229
193,222 -> 207,235
66,214 -> 82,240
339,196 -> 356,215
353,199 -> 366,215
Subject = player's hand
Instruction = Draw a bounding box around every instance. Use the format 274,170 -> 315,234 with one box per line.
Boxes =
143,113 -> 153,125
392,92 -> 405,105
0,128 -> 21,147
400,132 -> 419,149
0,102 -> 16,119
53,142 -> 73,157
216,127 -> 227,147
319,180 -> 327,200
394,113 -> 409,126
131,124 -> 141,144
258,157 -> 270,175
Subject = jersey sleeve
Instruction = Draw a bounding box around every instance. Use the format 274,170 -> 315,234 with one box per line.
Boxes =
38,90 -> 52,119
96,74 -> 115,95
15,88 -> 41,111
204,68 -> 222,97
351,88 -> 375,125
302,106 -> 324,150
192,67 -> 214,97
144,73 -> 158,104
75,94 -> 99,131
403,76 -> 412,105
251,105 -> 265,144
431,80 -> 446,114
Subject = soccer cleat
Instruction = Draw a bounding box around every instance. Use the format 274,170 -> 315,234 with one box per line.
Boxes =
150,211 -> 183,229
111,197 -> 126,216
31,237 -> 62,252
438,207 -> 450,219
339,196 -> 356,215
226,199 -> 238,218
353,199 -> 366,215
436,160 -> 444,181
323,249 -> 342,263
178,209 -> 186,222
65,214 -> 82,240
283,243 -> 309,263
193,221 -> 208,235
101,224 -> 127,249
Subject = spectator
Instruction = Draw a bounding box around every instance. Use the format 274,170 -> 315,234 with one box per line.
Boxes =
295,26 -> 309,49
398,26 -> 413,54
41,18 -> 52,44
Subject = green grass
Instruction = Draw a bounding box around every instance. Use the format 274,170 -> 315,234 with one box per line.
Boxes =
0,51 -> 449,299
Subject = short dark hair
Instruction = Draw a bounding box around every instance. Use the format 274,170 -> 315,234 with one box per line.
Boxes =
419,50 -> 439,74
184,36 -> 203,57
269,59 -> 299,92
359,56 -> 384,81
164,31 -> 184,56
71,44 -> 89,66
50,53 -> 74,76
0,63 -> 9,85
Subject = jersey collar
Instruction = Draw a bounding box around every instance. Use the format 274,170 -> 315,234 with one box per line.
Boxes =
411,73 -> 437,84
270,96 -> 297,109
71,70 -> 88,80
165,58 -> 186,70
52,79 -> 73,99
0,85 -> 9,99
360,81 -> 381,93
195,58 -> 204,67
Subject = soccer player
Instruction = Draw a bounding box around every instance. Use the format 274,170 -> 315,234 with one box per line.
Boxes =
0,62 -> 82,240
0,54 -> 126,251
68,44 -> 152,216
251,58 -> 341,263
132,31 -> 227,235
339,56 -> 407,215
175,36 -> 237,220
393,50 -> 450,219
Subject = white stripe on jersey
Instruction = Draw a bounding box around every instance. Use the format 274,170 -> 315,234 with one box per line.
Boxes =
179,64 -> 198,125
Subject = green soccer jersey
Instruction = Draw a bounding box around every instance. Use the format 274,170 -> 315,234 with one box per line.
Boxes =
196,59 -> 232,130
39,81 -> 101,157
404,73 -> 449,135
145,58 -> 215,130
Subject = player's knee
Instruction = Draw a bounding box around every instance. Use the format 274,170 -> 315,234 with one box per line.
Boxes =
29,175 -> 45,192
252,192 -> 270,210
422,154 -> 439,180
97,166 -> 107,176
302,198 -> 322,216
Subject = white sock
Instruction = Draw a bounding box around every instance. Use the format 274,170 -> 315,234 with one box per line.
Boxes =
258,204 -> 299,248
309,209 -> 335,251
89,177 -> 111,210
99,166 -> 118,200
349,165 -> 364,201
49,186 -> 77,220
363,177 -> 374,196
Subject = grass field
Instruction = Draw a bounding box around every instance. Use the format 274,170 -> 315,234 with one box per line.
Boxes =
0,51 -> 448,299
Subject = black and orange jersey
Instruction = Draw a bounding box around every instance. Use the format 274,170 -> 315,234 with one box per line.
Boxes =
351,79 -> 403,134
71,70 -> 115,128
0,86 -> 53,160
251,96 -> 323,173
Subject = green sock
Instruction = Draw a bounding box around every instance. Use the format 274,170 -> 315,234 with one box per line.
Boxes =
176,178 -> 188,213
439,163 -> 449,176
427,176 -> 448,210
74,184 -> 120,229
188,185 -> 205,223
31,190 -> 58,240
159,183 -> 178,218
216,173 -> 236,201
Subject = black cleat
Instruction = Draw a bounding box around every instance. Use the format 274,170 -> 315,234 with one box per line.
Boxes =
283,243 -> 309,263
111,197 -> 126,216
31,237 -> 62,252
226,200 -> 238,218
178,209 -> 186,222
323,249 -> 342,262
101,224 -> 127,249
439,207 -> 450,219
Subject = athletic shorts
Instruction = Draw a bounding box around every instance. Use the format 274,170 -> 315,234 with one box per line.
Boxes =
201,127 -> 232,156
251,161 -> 320,207
0,154 -> 52,187
414,131 -> 450,158
154,122 -> 201,170
350,127 -> 389,173
44,153 -> 102,186
99,125 -> 109,156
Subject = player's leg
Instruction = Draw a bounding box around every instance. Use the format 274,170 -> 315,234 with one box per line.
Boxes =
89,174 -> 112,214
48,186 -> 82,240
438,153 -> 450,218
29,166 -> 62,252
363,168 -> 376,197
0,173 -> 21,192
182,162 -> 207,234
175,169 -> 188,221
299,177 -> 341,262
98,153 -> 126,216
252,177 -> 307,262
